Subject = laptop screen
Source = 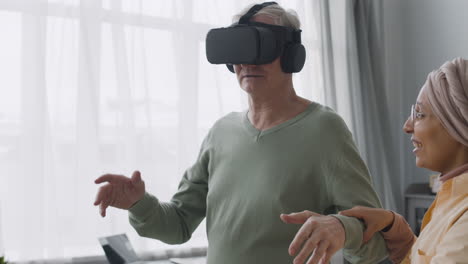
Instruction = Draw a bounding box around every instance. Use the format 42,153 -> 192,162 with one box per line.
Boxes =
99,234 -> 140,264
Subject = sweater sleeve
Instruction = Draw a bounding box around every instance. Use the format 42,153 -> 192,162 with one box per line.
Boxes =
128,132 -> 212,245
381,212 -> 416,263
321,111 -> 388,263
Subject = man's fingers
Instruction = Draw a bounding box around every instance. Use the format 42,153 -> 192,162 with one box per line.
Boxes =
281,214 -> 306,224
320,242 -> 341,264
281,211 -> 318,224
94,197 -> 100,206
289,228 -> 309,256
131,170 -> 142,184
318,253 -> 331,264
99,200 -> 110,217
94,191 -> 100,206
293,235 -> 322,264
94,185 -> 109,206
294,239 -> 317,264
306,241 -> 328,264
289,219 -> 316,255
95,174 -> 122,184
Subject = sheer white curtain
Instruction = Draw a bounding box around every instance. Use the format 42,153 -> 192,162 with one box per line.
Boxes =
0,0 -> 323,261
314,0 -> 399,214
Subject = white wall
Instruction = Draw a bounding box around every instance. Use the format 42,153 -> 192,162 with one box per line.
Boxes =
383,0 -> 468,191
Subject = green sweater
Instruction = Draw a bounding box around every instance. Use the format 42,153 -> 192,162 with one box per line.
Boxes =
129,103 -> 388,263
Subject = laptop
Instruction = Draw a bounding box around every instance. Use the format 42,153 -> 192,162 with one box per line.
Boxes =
98,234 -> 206,264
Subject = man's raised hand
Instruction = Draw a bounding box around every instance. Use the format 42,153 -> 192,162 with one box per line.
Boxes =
94,170 -> 145,217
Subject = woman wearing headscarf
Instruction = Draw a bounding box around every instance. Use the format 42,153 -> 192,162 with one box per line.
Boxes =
340,57 -> 468,263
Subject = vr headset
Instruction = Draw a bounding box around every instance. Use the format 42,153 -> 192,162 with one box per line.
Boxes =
205,1 -> 306,73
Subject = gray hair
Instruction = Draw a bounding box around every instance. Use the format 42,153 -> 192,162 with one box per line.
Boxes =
232,3 -> 301,29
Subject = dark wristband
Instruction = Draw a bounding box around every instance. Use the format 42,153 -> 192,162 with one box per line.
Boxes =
381,211 -> 395,232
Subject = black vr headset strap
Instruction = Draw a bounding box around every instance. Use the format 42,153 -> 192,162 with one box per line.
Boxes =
226,2 -> 306,74
227,2 -> 278,73
238,2 -> 278,24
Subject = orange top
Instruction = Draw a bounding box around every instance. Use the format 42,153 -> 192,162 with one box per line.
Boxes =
382,172 -> 468,263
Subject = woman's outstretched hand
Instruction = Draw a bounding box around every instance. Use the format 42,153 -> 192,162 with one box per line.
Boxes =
339,206 -> 394,243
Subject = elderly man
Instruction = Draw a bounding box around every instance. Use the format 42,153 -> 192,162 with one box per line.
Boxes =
94,2 -> 387,264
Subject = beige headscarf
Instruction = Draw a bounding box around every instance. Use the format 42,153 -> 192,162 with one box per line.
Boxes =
425,58 -> 468,147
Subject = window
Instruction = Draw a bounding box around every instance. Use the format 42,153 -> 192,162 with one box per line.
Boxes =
0,0 -> 321,261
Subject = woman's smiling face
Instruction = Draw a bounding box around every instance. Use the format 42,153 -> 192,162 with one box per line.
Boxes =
403,86 -> 467,173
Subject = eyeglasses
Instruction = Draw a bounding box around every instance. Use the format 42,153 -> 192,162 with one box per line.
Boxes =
410,104 -> 425,125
